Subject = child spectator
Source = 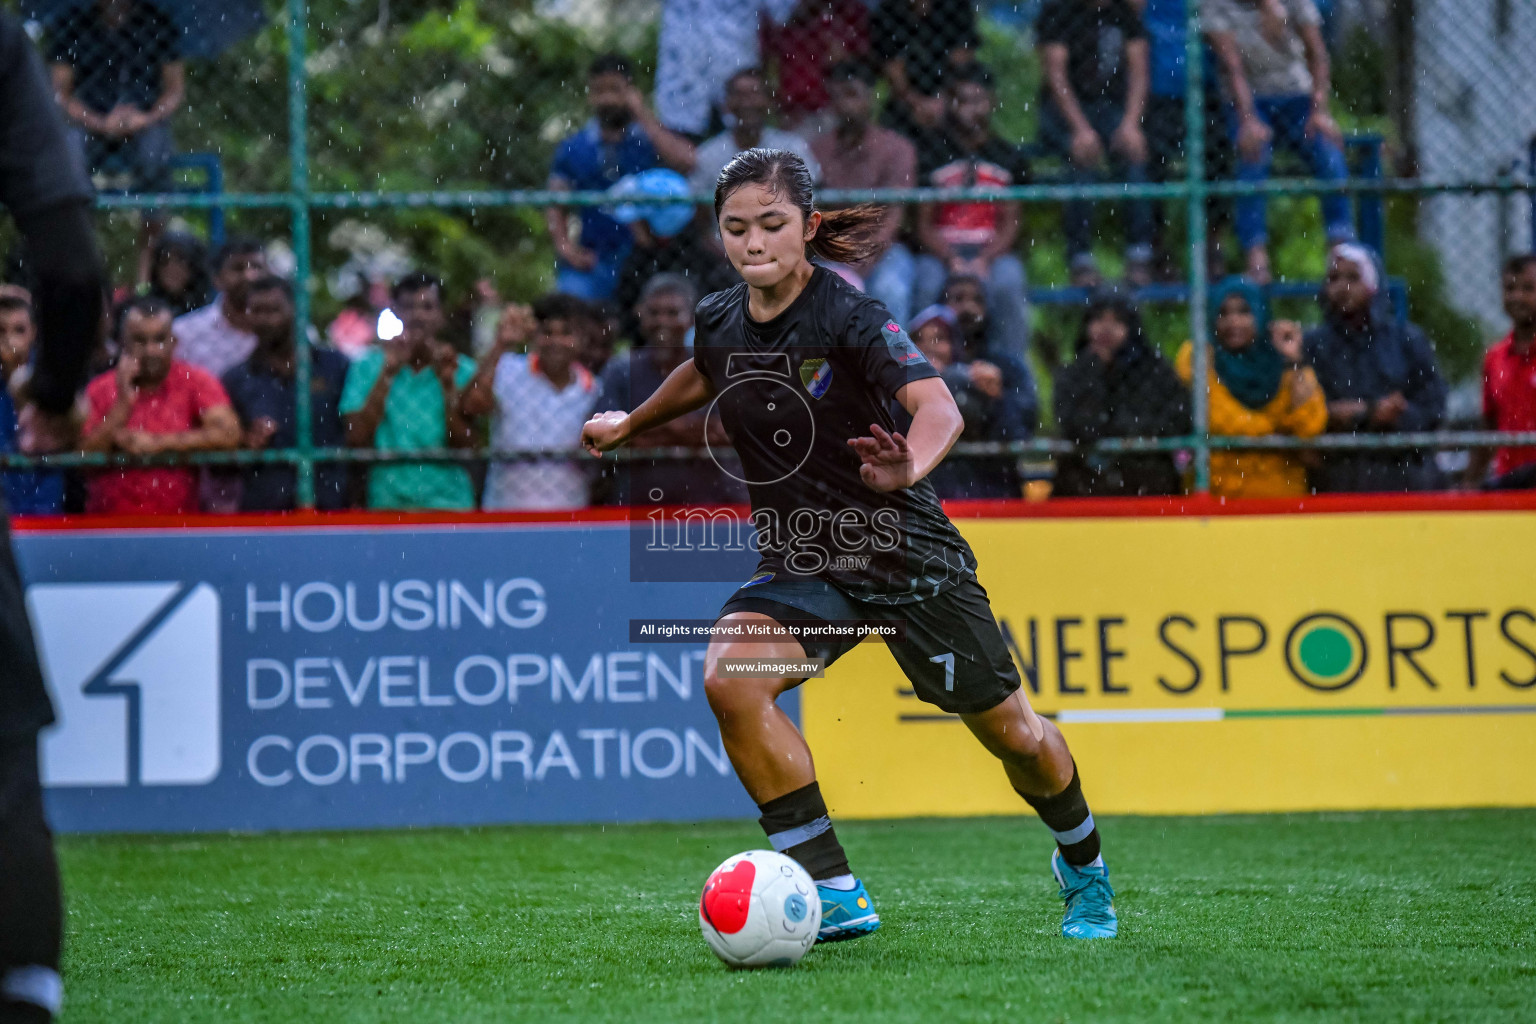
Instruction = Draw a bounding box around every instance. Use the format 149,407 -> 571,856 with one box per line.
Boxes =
143,231 -> 211,317
872,0 -> 981,140
80,295 -> 240,514
547,54 -> 697,303
903,304 -> 1029,499
1305,244 -> 1447,493
941,274 -> 1040,430
1465,254 -> 1536,490
811,62 -> 919,326
655,0 -> 798,138
48,0 -> 184,192
1037,0 -> 1154,287
761,0 -> 870,133
220,276 -> 351,511
610,169 -> 737,323
0,295 -> 64,514
340,273 -> 476,510
595,275 -> 745,507
689,68 -> 821,196
912,64 -> 1031,364
1206,0 -> 1351,283
1054,290 -> 1189,497
173,235 -> 268,378
461,294 -> 600,510
1174,278 -> 1326,498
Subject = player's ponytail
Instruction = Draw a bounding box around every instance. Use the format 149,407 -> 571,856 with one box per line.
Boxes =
714,148 -> 888,266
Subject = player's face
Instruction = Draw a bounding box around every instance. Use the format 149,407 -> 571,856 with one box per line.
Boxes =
122,310 -> 176,383
0,309 -> 36,376
1323,255 -> 1373,318
588,72 -> 632,129
718,184 -> 818,290
637,291 -> 693,348
1214,294 -> 1256,350
948,82 -> 993,133
246,288 -> 294,347
1502,265 -> 1536,330
216,250 -> 268,308
394,285 -> 444,348
914,322 -> 953,369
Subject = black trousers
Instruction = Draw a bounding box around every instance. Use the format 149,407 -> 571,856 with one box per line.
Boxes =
0,733 -> 61,1021
0,519 -> 61,1021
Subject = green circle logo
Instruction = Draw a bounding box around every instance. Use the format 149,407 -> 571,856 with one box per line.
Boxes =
1285,613 -> 1367,690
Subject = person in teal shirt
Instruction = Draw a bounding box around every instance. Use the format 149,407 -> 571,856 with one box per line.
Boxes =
341,273 -> 477,510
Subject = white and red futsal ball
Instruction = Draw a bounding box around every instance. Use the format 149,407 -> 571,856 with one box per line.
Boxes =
698,850 -> 821,968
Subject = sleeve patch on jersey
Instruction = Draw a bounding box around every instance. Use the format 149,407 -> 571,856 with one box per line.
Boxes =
882,323 -> 930,365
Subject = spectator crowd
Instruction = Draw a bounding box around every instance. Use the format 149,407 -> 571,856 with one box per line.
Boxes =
3,0 -> 1533,514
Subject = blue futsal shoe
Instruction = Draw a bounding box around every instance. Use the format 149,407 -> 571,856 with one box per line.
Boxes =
815,879 -> 881,943
1051,849 -> 1119,939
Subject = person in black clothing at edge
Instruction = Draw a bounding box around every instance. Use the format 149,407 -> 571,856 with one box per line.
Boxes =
581,149 -> 1118,945
1053,289 -> 1190,497
0,13 -> 109,1024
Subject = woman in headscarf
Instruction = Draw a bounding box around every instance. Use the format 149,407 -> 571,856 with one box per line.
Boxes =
1054,289 -> 1190,497
1175,278 -> 1327,498
143,231 -> 212,317
1303,243 -> 1447,492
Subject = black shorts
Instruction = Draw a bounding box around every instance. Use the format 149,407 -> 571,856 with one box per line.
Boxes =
717,574 -> 1021,715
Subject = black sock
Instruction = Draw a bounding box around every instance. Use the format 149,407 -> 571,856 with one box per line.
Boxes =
757,781 -> 852,881
0,1000 -> 54,1024
1017,761 -> 1102,867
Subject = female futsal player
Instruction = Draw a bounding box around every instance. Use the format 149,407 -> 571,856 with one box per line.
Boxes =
581,149 -> 1116,942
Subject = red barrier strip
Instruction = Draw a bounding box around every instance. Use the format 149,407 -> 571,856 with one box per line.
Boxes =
9,491 -> 1535,534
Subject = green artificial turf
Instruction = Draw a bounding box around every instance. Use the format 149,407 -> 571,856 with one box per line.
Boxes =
59,809 -> 1536,1022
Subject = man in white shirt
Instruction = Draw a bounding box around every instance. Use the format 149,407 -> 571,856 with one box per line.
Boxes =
460,293 -> 601,510
690,67 -> 822,196
171,235 -> 267,378
656,0 -> 798,138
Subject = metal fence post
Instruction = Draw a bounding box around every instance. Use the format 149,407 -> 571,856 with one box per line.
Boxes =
1185,1 -> 1211,493
287,0 -> 315,510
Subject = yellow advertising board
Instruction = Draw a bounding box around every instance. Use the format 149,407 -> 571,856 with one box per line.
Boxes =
803,507 -> 1536,817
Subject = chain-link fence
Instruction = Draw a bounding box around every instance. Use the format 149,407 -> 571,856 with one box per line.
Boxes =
2,0 -> 1535,514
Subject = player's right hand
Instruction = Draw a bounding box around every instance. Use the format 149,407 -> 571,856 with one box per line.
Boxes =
581,410 -> 630,456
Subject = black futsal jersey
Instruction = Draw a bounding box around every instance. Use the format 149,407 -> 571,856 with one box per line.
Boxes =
691,267 -> 979,605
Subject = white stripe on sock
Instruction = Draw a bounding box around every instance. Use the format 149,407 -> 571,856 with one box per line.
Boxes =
2,965 -> 63,1014
767,814 -> 832,852
1050,813 -> 1096,846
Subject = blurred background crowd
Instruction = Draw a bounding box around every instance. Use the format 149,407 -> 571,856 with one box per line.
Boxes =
3,0 -> 1535,514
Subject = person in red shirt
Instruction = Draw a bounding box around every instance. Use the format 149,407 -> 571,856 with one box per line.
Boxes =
81,294 -> 240,514
760,0 -> 869,132
1466,254 -> 1536,489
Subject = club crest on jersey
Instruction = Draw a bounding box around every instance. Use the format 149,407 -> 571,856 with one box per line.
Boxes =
882,321 -> 928,364
799,358 -> 833,399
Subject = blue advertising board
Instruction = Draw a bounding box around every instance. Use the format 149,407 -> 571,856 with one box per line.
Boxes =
15,522 -> 780,834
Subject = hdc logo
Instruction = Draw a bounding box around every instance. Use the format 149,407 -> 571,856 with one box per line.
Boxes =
28,582 -> 221,787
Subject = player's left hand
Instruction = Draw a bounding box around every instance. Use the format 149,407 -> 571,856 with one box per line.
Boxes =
848,423 -> 913,492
